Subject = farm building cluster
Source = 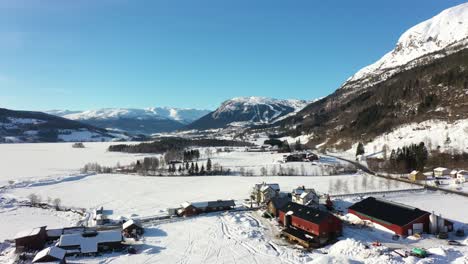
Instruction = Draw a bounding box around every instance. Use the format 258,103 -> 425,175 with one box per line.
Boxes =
12,208 -> 144,263
407,167 -> 468,185
252,182 -> 459,249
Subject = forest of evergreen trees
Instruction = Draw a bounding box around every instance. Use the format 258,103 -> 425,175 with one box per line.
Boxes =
108,137 -> 253,153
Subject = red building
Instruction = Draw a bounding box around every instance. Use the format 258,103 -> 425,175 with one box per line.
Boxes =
348,197 -> 430,236
278,202 -> 342,247
14,226 -> 47,252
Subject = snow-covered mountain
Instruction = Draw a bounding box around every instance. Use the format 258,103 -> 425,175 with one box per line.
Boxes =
47,107 -> 210,135
277,3 -> 468,152
0,108 -> 128,143
341,2 -> 468,92
185,97 -> 309,130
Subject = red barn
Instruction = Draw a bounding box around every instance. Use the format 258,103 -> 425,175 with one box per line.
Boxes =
348,197 -> 430,236
278,202 -> 342,247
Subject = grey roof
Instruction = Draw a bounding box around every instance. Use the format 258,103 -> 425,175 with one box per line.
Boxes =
269,197 -> 290,209
348,197 -> 430,226
207,200 -> 235,208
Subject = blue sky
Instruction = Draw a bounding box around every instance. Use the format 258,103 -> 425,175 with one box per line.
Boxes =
0,0 -> 466,111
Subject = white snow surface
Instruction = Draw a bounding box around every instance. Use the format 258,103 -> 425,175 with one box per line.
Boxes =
346,119 -> 468,156
48,107 -> 210,124
344,2 -> 468,86
1,142 -> 467,264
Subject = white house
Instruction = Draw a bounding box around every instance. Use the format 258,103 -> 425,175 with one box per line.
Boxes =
457,170 -> 468,183
252,183 -> 280,204
434,167 -> 450,177
291,186 -> 319,207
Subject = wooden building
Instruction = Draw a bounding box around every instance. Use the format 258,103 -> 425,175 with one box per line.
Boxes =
291,186 -> 319,207
14,226 -> 47,252
348,197 -> 430,236
266,196 -> 290,217
278,202 -> 342,247
409,170 -> 426,182
57,230 -> 123,255
252,183 -> 280,204
178,200 -> 236,217
433,167 -> 450,177
122,220 -> 144,237
32,246 -> 67,263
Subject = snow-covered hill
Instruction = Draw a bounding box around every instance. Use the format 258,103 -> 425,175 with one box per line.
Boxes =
185,97 -> 309,130
342,2 -> 468,91
47,107 -> 210,135
0,108 -> 128,143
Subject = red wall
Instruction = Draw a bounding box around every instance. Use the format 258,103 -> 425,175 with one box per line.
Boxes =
348,209 -> 430,236
278,210 -> 342,237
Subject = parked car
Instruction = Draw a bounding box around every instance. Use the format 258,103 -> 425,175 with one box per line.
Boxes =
410,248 -> 427,258
437,232 -> 449,239
448,240 -> 462,246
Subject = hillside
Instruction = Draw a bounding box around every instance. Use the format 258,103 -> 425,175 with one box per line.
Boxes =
274,3 -> 468,152
0,108 -> 120,143
185,97 -> 309,130
47,107 -> 210,135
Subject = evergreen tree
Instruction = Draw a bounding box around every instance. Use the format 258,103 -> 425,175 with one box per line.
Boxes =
206,158 -> 212,172
356,142 -> 365,156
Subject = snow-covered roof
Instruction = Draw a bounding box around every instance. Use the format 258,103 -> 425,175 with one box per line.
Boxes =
434,167 -> 449,172
58,230 -> 122,254
122,219 -> 142,230
14,226 -> 45,239
32,246 -> 66,263
255,183 -> 280,192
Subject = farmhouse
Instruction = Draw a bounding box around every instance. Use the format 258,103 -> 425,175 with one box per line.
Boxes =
178,200 -> 236,217
266,196 -> 290,217
57,230 -> 123,255
252,183 -> 280,204
122,219 -> 144,237
457,170 -> 468,182
291,186 -> 319,207
434,167 -> 450,177
32,246 -> 66,263
409,170 -> 426,182
348,197 -> 430,236
14,226 -> 47,252
278,202 -> 342,247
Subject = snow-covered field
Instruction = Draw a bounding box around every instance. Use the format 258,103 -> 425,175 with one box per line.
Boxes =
0,142 -> 467,264
0,141 -> 154,186
346,120 -> 468,157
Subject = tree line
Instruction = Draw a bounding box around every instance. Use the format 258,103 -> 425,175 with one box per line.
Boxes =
108,137 -> 253,153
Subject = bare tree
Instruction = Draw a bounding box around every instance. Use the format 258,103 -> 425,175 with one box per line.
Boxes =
28,194 -> 41,206
353,175 -> 359,193
53,198 -> 61,210
300,164 -> 306,176
382,144 -> 389,160
260,167 -> 268,176
204,148 -> 213,159
385,177 -> 392,190
239,167 -> 246,176
334,179 -> 343,194
361,175 -> 368,192
270,166 -> 277,176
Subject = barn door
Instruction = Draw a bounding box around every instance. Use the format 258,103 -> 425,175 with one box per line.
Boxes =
413,223 -> 423,234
